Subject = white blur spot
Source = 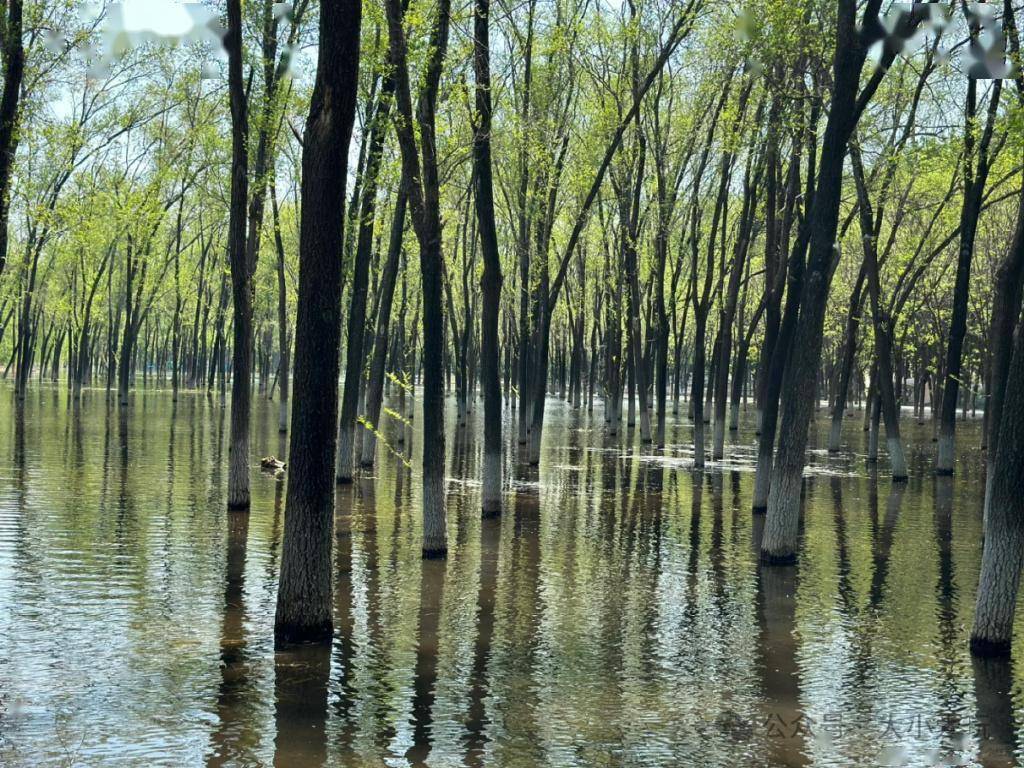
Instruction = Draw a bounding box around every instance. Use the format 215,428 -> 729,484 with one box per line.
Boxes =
84,1 -> 227,78
43,30 -> 66,54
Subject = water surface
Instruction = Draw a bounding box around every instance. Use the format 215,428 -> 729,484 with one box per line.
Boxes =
0,386 -> 1020,767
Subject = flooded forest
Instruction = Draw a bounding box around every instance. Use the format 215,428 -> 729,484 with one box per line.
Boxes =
4,0 -> 1024,766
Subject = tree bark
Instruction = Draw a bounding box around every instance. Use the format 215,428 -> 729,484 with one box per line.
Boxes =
225,0 -> 253,510
970,308 -> 1024,656
473,0 -> 504,516
0,0 -> 24,277
385,0 -> 452,557
850,147 -> 908,480
714,156 -> 758,458
827,270 -> 865,452
937,78 -> 1001,474
761,0 -> 868,561
274,0 -> 361,647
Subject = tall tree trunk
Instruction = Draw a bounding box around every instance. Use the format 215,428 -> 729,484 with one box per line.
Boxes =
515,0 -> 536,447
730,296 -> 763,430
714,158 -> 758,459
274,0 -> 361,647
828,269 -> 866,452
336,68 -> 396,482
272,180 -> 290,433
473,0 -> 504,516
0,0 -> 24,277
760,0 -> 915,562
385,0 -> 452,557
225,0 -> 253,511
937,78 -> 1001,474
850,148 -> 908,480
691,312 -> 708,467
171,193 -> 185,403
982,185 -> 1024,523
970,308 -> 1024,656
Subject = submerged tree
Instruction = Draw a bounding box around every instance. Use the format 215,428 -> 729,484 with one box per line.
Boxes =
970,303 -> 1024,657
384,0 -> 453,557
473,0 -> 503,516
224,0 -> 252,511
274,0 -> 362,646
3,1 -> 1024,654
760,0 -> 928,563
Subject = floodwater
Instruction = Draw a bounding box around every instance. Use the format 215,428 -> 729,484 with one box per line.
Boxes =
0,385 -> 1019,767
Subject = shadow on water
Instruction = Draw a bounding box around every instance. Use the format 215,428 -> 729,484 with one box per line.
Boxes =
405,548 -> 446,766
869,478 -> 904,609
753,512 -> 809,768
272,641 -> 331,767
207,510 -> 257,766
332,485 -> 357,733
268,485 -> 341,768
493,477 -> 544,765
973,655 -> 1018,767
462,507 -> 501,766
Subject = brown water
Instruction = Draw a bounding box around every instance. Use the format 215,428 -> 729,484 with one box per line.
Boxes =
0,386 -> 1020,767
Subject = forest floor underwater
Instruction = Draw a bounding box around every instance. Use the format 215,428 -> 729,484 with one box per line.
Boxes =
0,384 -> 1019,768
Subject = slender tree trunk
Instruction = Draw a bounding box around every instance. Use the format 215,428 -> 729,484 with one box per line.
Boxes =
867,374 -> 881,462
528,260 -> 549,466
361,180 -> 407,467
225,0 -> 253,511
385,0 -> 452,557
828,270 -> 865,452
761,13 -> 864,560
937,78 -> 1001,474
271,180 -> 290,433
982,184 -> 1024,524
474,0 -> 504,515
624,207 -> 651,442
515,1 -> 535,447
850,148 -> 907,480
730,299 -> 764,430
714,160 -> 757,459
691,313 -> 707,467
336,68 -> 396,482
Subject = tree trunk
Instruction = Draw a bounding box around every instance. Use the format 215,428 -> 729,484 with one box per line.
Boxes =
272,180 -> 290,433
225,0 -> 253,511
336,69 -> 396,482
850,148 -> 907,480
828,269 -> 865,452
385,0 -> 452,557
752,209 -> 808,511
0,0 -> 24,277
274,0 -> 361,647
970,308 -> 1024,656
937,78 -> 1001,474
473,0 -> 504,516
980,167 -> 1024,522
714,159 -> 758,459
761,2 -> 868,562
361,180 -> 406,467
691,313 -> 707,468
